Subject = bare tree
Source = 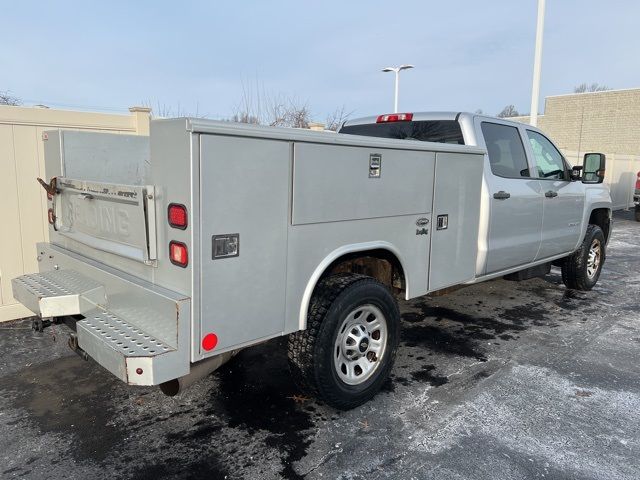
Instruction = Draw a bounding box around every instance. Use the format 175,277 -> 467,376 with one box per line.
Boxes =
573,83 -> 610,93
325,105 -> 352,131
0,91 -> 21,106
266,95 -> 311,128
230,80 -> 313,128
232,79 -> 264,124
497,105 -> 520,118
229,112 -> 260,124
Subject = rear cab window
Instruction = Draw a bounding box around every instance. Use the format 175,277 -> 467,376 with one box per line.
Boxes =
480,122 -> 531,178
339,120 -> 465,145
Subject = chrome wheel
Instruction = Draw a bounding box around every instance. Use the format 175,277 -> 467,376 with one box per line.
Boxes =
334,304 -> 388,385
586,238 -> 602,279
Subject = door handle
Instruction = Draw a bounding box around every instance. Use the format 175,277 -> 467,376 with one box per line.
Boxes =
545,190 -> 558,198
493,191 -> 511,200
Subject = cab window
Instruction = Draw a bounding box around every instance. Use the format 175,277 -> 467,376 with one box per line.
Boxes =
526,130 -> 567,180
481,122 -> 530,178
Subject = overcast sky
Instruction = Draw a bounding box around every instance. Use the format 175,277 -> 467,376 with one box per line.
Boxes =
1,0 -> 638,121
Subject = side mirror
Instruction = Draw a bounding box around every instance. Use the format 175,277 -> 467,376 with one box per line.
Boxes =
582,153 -> 606,184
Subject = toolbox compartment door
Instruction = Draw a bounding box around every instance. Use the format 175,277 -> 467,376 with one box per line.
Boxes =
198,135 -> 290,354
428,152 -> 484,291
54,178 -> 157,264
292,143 -> 434,224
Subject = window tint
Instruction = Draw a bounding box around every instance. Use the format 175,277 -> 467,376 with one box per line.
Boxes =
526,130 -> 566,180
481,122 -> 530,178
339,120 -> 464,144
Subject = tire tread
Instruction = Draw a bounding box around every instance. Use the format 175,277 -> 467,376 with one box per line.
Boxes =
561,224 -> 605,291
287,273 -> 399,409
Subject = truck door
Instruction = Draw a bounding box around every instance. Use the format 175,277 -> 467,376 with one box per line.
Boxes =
525,130 -> 584,259
479,121 -> 544,274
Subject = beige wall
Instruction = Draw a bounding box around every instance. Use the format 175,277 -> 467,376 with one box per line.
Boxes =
513,88 -> 640,155
511,88 -> 640,209
0,105 -> 150,322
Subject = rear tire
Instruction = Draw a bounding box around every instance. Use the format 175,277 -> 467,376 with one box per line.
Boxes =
287,273 -> 400,410
635,205 -> 640,222
561,224 -> 605,291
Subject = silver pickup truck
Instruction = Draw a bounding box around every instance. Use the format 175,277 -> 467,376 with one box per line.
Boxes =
12,112 -> 611,410
340,112 -> 612,288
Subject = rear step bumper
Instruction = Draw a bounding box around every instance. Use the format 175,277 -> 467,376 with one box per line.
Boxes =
12,270 -> 106,317
12,243 -> 190,385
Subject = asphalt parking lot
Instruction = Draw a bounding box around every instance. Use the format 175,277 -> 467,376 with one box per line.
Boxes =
1,210 -> 639,480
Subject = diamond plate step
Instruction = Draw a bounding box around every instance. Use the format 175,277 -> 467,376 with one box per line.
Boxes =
12,270 -> 106,317
78,310 -> 175,357
77,309 -> 177,384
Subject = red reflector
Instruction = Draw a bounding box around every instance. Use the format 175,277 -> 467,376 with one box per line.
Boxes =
169,241 -> 188,267
376,113 -> 413,123
136,368 -> 143,375
202,333 -> 218,351
168,203 -> 188,229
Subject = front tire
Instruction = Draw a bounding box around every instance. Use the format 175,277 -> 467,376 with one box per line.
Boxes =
561,224 -> 606,290
287,273 -> 400,410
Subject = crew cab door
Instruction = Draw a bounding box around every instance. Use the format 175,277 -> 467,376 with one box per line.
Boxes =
479,121 -> 544,274
525,130 -> 584,259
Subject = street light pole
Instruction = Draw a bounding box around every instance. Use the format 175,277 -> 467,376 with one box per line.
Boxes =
530,0 -> 546,126
394,70 -> 400,113
382,64 -> 414,112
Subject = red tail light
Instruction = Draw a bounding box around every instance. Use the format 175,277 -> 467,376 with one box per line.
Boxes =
376,113 -> 413,123
168,203 -> 188,229
169,241 -> 188,267
636,171 -> 640,190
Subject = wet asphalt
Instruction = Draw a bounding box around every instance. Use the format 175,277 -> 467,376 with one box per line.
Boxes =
1,210 -> 639,480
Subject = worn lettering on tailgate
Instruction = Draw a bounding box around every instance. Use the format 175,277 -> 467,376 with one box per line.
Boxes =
55,178 -> 156,263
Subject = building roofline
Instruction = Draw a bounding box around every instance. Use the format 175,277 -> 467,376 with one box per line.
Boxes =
546,87 -> 640,99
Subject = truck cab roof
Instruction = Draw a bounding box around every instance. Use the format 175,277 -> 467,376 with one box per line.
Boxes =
341,111 -> 461,127
341,111 -> 527,129
339,111 -> 542,147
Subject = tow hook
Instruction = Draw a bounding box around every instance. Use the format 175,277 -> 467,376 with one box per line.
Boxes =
68,333 -> 88,361
32,316 -> 52,332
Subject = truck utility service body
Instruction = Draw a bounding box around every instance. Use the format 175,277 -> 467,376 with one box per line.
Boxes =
12,112 -> 611,408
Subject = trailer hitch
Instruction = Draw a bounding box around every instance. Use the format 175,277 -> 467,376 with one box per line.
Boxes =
67,333 -> 88,361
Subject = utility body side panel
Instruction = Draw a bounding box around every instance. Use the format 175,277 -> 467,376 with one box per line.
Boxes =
198,135 -> 290,355
191,124 -> 485,353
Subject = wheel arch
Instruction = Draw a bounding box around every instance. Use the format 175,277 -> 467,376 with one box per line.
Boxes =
587,206 -> 612,244
298,242 -> 409,330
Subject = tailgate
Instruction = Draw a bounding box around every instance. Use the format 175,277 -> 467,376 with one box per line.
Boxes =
54,177 -> 157,264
